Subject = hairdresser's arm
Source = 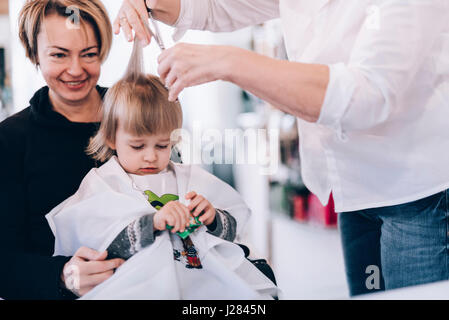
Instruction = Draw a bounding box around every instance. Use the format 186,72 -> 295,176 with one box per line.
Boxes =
114,0 -> 279,45
158,44 -> 329,122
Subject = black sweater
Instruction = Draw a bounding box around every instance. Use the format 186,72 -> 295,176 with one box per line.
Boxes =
0,86 -> 107,300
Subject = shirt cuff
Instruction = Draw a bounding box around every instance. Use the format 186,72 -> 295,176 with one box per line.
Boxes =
206,209 -> 237,241
206,214 -> 218,232
206,209 -> 223,237
317,63 -> 357,141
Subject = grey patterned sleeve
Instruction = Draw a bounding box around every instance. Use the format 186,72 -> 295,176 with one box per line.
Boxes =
106,213 -> 156,260
206,209 -> 237,242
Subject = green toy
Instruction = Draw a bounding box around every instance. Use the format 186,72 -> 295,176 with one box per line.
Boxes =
144,190 -> 202,239
166,215 -> 203,239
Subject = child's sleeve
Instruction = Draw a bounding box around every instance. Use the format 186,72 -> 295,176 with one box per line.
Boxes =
206,209 -> 237,242
106,213 -> 158,260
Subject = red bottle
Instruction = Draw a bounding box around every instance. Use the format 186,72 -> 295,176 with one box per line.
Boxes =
307,193 -> 337,227
292,194 -> 308,222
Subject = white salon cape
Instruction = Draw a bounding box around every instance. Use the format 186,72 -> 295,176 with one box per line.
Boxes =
174,0 -> 449,212
46,157 -> 278,300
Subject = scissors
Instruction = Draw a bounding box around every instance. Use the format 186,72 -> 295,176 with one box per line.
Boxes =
142,7 -> 165,51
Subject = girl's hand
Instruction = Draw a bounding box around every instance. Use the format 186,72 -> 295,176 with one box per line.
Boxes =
185,191 -> 216,226
153,200 -> 191,233
62,247 -> 125,297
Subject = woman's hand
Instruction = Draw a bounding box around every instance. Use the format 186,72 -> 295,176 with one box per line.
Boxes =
153,200 -> 191,233
113,0 -> 152,44
185,191 -> 216,226
113,0 -> 181,45
158,43 -> 236,101
62,247 -> 125,297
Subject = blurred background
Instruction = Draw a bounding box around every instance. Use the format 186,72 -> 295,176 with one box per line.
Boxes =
1,0 -> 348,299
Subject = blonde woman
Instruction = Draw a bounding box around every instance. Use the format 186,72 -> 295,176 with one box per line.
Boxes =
0,0 -> 123,299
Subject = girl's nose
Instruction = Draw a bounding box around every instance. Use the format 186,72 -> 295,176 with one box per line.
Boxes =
144,149 -> 157,162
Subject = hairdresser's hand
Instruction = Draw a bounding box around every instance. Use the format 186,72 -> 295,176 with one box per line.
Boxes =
158,43 -> 237,101
113,0 -> 181,45
185,191 -> 216,226
153,200 -> 191,233
114,0 -> 151,44
61,247 -> 125,297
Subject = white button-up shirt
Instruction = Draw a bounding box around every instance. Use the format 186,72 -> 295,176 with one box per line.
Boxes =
174,0 -> 449,212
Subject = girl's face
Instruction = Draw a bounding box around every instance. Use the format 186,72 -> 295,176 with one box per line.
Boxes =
36,14 -> 101,108
111,126 -> 173,175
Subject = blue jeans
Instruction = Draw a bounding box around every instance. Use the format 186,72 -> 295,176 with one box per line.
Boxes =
338,190 -> 449,296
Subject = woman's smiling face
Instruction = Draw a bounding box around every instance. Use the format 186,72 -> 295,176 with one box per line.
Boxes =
36,14 -> 101,107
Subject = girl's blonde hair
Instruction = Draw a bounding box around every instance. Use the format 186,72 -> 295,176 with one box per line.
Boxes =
18,0 -> 112,65
87,41 -> 182,162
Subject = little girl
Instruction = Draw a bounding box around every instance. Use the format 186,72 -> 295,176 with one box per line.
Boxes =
45,43 -> 277,300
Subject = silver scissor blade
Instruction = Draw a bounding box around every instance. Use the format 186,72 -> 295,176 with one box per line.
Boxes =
141,12 -> 165,51
148,11 -> 165,50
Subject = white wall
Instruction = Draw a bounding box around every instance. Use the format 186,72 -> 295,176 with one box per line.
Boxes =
9,0 -> 44,111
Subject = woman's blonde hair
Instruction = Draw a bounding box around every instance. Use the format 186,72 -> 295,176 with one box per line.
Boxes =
18,0 -> 113,65
87,41 -> 183,162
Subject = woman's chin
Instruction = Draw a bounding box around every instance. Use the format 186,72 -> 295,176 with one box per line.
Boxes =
53,83 -> 96,104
